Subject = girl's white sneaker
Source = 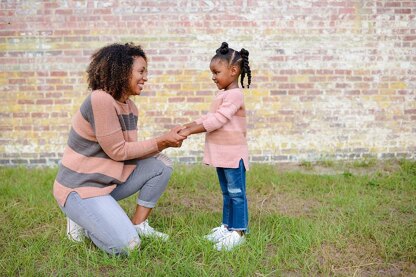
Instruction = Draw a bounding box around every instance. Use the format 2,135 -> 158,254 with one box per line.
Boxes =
204,225 -> 229,243
214,231 -> 245,251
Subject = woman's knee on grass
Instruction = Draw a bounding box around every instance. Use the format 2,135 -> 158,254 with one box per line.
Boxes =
110,235 -> 141,256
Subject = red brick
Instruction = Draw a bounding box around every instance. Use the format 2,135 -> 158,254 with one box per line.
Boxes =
344,90 -> 361,95
288,90 -> 305,96
155,118 -> 172,123
385,2 -> 402,7
54,99 -> 71,105
271,90 -> 287,95
36,99 -> 53,105
395,9 -> 411,14
17,100 -> 35,104
18,72 -> 35,77
13,112 -> 30,118
168,97 -> 185,103
307,90 -> 323,95
55,9 -> 73,15
51,71 -> 68,77
336,83 -> 350,88
20,86 -> 36,91
9,79 -> 25,84
404,109 -> 416,114
404,36 -> 416,41
187,97 -> 204,102
56,85 -> 73,90
31,112 -> 49,118
182,110 -> 201,117
297,83 -> 314,89
317,70 -> 334,75
279,84 -> 295,89
46,79 -> 63,84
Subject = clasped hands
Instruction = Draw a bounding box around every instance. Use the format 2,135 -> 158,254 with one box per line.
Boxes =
160,125 -> 190,149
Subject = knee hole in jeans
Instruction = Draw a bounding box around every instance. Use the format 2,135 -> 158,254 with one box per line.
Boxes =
228,188 -> 243,197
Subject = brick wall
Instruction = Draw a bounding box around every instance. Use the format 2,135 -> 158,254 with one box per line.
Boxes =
1,0 -> 415,166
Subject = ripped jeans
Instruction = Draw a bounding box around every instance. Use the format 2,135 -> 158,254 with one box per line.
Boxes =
60,156 -> 172,255
216,159 -> 249,233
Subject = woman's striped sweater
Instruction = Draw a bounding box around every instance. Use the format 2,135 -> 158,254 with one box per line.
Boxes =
53,90 -> 159,206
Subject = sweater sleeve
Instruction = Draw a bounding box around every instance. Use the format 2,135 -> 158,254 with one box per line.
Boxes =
91,92 -> 158,161
202,90 -> 243,132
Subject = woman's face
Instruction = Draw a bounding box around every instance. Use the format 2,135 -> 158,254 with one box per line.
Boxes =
126,56 -> 148,99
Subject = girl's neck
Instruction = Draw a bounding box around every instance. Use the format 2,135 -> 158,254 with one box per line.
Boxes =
224,81 -> 239,91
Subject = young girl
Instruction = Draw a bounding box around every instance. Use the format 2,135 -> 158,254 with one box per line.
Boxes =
179,42 -> 251,251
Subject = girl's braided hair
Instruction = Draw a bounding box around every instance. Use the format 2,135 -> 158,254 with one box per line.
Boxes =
87,42 -> 147,100
212,42 -> 252,88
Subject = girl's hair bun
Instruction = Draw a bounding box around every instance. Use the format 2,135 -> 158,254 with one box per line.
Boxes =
216,42 -> 229,55
240,48 -> 249,57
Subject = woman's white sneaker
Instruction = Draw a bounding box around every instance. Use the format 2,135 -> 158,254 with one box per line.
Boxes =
66,217 -> 85,242
134,220 -> 169,241
204,225 -> 229,243
214,231 -> 245,251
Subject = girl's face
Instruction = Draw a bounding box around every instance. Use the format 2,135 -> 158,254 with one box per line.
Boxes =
210,58 -> 239,90
124,56 -> 148,101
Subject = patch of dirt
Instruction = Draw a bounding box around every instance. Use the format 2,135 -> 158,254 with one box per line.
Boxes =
275,160 -> 402,176
162,188 -> 320,219
315,241 -> 416,276
158,188 -> 222,215
249,192 -> 320,217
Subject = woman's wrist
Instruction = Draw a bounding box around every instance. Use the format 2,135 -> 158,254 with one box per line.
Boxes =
156,135 -> 168,151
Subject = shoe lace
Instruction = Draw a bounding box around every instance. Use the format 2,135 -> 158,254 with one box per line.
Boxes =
212,226 -> 221,232
220,231 -> 238,244
212,225 -> 226,233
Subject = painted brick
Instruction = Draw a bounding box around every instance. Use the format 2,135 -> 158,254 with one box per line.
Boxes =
0,0 -> 415,166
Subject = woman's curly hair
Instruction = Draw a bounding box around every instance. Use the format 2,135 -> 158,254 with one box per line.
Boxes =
86,42 -> 147,101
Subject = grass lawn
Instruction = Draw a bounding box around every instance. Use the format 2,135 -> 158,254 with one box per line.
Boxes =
1,160 -> 415,276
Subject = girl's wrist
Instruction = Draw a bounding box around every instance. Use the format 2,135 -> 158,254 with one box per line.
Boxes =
180,128 -> 190,137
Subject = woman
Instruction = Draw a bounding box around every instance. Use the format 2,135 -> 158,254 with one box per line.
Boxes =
53,42 -> 186,255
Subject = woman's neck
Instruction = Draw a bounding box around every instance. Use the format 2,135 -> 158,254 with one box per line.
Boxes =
118,95 -> 129,103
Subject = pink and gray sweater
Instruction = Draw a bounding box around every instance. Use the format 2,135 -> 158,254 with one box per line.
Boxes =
53,90 -> 159,206
195,88 -> 249,170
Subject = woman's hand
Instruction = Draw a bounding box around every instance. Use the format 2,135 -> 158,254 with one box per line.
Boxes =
156,126 -> 187,151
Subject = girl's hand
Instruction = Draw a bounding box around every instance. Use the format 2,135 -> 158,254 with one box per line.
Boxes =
177,122 -> 206,137
178,126 -> 190,137
156,126 -> 186,150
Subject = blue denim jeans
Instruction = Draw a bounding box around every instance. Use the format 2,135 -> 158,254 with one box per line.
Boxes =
216,159 -> 248,233
59,156 -> 172,255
